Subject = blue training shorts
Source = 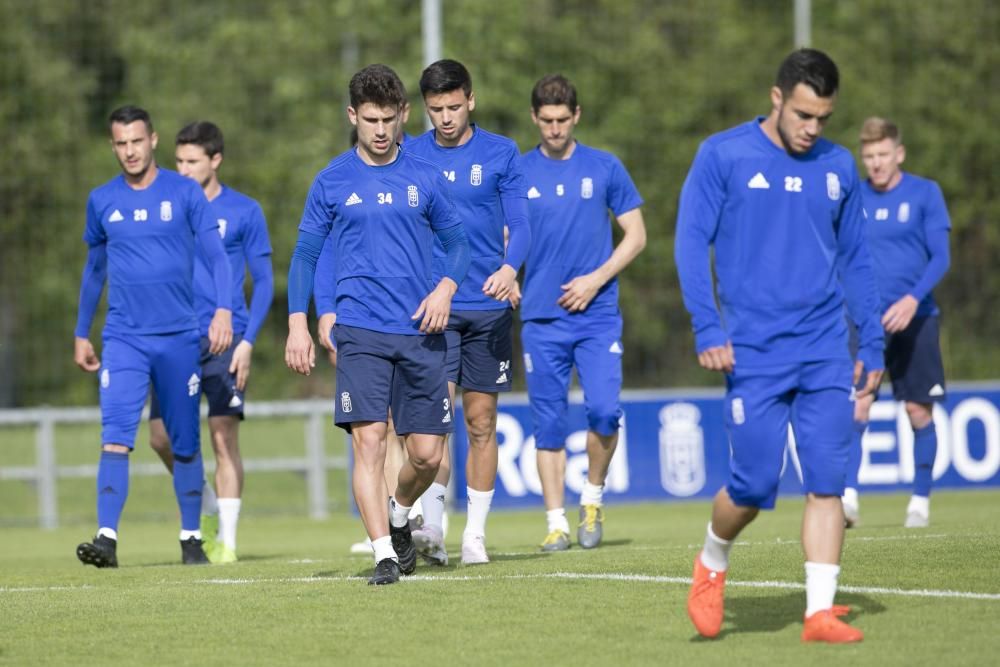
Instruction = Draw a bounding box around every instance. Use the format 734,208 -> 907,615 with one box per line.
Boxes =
99,330 -> 201,456
445,308 -> 513,392
333,324 -> 452,436
149,334 -> 246,420
521,315 -> 624,450
724,359 -> 854,509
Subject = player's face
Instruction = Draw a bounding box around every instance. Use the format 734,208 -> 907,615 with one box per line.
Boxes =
110,121 -> 157,179
860,137 -> 905,191
175,143 -> 221,190
348,102 -> 402,165
423,89 -> 475,147
532,104 -> 581,157
771,83 -> 835,155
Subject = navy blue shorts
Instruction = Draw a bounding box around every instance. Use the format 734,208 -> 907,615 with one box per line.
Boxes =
521,315 -> 623,450
886,316 -> 946,402
150,335 -> 246,420
100,330 -> 201,456
445,308 -> 513,392
725,360 -> 854,509
333,325 -> 452,436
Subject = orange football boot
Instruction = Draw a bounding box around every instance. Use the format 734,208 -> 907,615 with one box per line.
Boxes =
687,554 -> 726,638
802,608 -> 864,643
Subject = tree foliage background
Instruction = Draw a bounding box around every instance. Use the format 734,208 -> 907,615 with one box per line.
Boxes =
0,0 -> 997,407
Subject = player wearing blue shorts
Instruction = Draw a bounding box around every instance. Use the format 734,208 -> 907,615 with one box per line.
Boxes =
842,117 -> 951,529
676,50 -> 884,643
404,59 -> 531,566
148,121 -> 274,563
286,64 -> 469,586
519,74 -> 647,552
74,106 -> 233,567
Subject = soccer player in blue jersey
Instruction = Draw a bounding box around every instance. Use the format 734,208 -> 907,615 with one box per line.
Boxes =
675,49 -> 884,643
842,117 -> 951,529
285,64 -> 469,585
74,106 -> 233,567
147,121 -> 274,564
519,74 -> 647,553
403,59 -> 531,566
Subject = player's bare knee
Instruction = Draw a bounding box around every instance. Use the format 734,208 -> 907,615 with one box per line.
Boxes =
905,401 -> 933,429
102,443 -> 130,454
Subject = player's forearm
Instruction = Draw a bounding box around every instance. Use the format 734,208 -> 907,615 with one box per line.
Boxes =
74,245 -> 107,338
436,223 -> 470,286
593,222 -> 646,286
244,255 -> 274,344
288,229 -> 325,314
907,228 -> 951,303
500,193 -> 531,271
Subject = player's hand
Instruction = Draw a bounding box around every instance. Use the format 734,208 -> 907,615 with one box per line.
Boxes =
856,367 -> 884,400
317,312 -> 337,352
208,308 -> 233,355
412,278 -> 457,333
509,280 -> 522,309
557,273 -> 602,313
697,342 -> 735,373
228,339 -> 254,392
882,295 -> 919,333
482,264 -> 517,302
74,337 -> 100,372
285,313 -> 316,376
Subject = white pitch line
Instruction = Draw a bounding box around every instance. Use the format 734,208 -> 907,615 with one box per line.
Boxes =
6,570 -> 998,602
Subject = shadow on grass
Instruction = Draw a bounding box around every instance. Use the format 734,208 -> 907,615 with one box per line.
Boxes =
689,591 -> 888,641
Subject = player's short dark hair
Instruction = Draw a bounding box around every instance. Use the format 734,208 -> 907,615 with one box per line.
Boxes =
349,64 -> 407,110
531,74 -> 578,112
775,48 -> 839,98
860,116 -> 902,145
419,59 -> 472,98
175,121 -> 224,157
108,105 -> 153,134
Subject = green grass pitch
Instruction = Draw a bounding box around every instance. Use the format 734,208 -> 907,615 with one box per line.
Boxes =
2,489 -> 998,666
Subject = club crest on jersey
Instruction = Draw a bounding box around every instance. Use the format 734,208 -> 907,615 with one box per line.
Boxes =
160,201 -> 173,222
407,185 -> 419,207
100,369 -> 110,389
826,172 -> 841,201
898,202 -> 911,223
341,392 -> 352,413
187,373 -> 200,397
218,218 -> 228,238
470,164 -> 483,186
581,177 -> 593,199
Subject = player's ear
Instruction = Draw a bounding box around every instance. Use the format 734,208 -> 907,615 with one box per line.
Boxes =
896,143 -> 906,166
467,92 -> 476,113
150,131 -> 159,150
769,86 -> 783,112
572,105 -> 581,123
211,152 -> 223,171
347,106 -> 358,126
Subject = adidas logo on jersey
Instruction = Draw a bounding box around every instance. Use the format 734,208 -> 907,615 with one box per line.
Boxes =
496,372 -> 508,384
527,186 -> 541,199
929,384 -> 945,397
109,210 -> 124,222
609,341 -> 623,354
747,172 -> 770,189
228,394 -> 242,408
345,192 -> 363,206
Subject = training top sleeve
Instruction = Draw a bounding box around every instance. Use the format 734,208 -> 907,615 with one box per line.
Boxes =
74,244 -> 107,338
607,155 -> 644,216
241,203 -> 274,344
313,234 -> 337,316
837,168 -> 884,372
498,149 -> 531,271
288,230 -> 326,314
908,182 -> 951,303
675,142 -> 729,353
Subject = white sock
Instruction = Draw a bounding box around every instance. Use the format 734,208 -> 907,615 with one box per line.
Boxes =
97,527 -> 118,541
389,497 -> 412,529
580,481 -> 604,507
805,561 -> 841,617
464,487 -> 494,539
372,535 -> 396,564
420,482 -> 448,530
842,487 -> 859,508
699,522 -> 733,572
907,495 -> 930,516
217,498 -> 241,550
179,529 -> 203,541
201,478 -> 218,515
546,508 -> 570,534
409,497 -> 424,521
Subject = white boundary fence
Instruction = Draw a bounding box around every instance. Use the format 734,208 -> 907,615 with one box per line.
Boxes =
0,400 -> 346,529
